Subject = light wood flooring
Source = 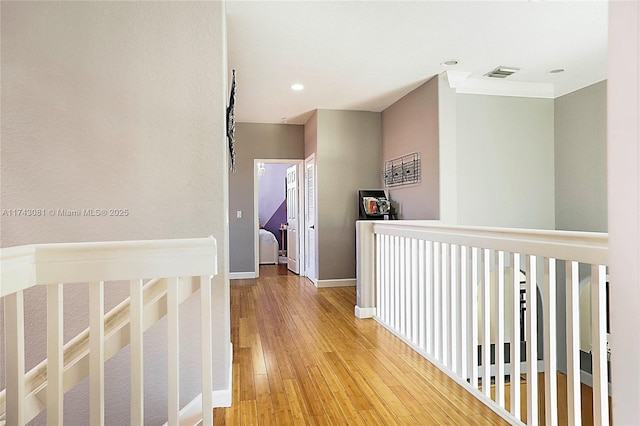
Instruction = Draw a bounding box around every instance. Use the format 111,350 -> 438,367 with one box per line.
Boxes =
213,265 -> 508,425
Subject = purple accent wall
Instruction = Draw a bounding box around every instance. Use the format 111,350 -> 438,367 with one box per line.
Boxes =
264,199 -> 287,249
258,163 -> 289,226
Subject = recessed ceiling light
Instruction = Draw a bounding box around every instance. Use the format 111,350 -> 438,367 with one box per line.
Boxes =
291,83 -> 304,91
549,68 -> 565,74
442,60 -> 458,66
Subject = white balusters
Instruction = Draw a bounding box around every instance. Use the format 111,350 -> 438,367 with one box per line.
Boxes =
418,240 -> 426,351
367,224 -> 610,426
459,245 -> 468,380
426,240 -> 434,356
200,275 -> 214,426
434,242 -> 441,361
544,258 -> 558,425
526,255 -> 538,426
510,253 -> 521,420
470,247 -> 479,389
5,290 -> 26,426
566,261 -> 582,426
380,235 -> 392,323
399,237 -> 406,337
591,264 -> 609,425
90,280 -> 105,426
393,236 -> 399,329
450,244 -> 459,374
482,248 -> 491,398
495,251 -> 505,408
47,283 -> 64,426
376,233 -> 382,321
0,237 -> 219,426
167,276 -> 180,425
442,243 -> 450,367
411,239 -> 419,343
130,279 -> 145,426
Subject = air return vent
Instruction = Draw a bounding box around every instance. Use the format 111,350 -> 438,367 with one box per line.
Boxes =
485,66 -> 519,78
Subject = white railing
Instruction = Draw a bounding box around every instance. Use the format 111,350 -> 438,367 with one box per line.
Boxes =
0,237 -> 218,426
356,221 -> 610,426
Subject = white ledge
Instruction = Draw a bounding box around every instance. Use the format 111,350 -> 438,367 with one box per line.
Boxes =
0,237 -> 217,297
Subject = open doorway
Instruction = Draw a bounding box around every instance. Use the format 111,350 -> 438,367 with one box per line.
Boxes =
254,159 -> 305,278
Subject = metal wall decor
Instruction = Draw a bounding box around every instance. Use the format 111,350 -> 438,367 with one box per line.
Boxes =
383,152 -> 421,187
227,69 -> 237,172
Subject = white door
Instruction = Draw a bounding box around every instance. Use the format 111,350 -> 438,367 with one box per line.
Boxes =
304,155 -> 317,282
286,165 -> 299,274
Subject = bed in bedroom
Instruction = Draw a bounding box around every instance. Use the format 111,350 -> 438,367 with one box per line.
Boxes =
259,228 -> 279,264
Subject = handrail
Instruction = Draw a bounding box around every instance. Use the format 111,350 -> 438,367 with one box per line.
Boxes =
372,221 -> 608,265
0,236 -> 217,296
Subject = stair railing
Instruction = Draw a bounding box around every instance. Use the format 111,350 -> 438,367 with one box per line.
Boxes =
1,237 -> 218,426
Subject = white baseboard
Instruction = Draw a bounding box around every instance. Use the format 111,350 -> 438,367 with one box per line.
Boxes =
169,342 -> 233,426
229,271 -> 256,280
316,278 -> 356,288
216,341 -> 233,407
355,306 -> 376,318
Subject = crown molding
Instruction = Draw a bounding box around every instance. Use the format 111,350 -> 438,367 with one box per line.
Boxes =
454,77 -> 555,99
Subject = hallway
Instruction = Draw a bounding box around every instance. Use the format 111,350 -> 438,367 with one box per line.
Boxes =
213,265 -> 508,425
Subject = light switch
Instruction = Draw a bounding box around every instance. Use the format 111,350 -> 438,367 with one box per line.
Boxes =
236,210 -> 242,218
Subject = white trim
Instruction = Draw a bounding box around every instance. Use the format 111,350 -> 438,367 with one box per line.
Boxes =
371,221 -> 607,266
354,306 -> 376,318
455,77 -> 554,99
166,342 -> 233,426
253,159 -> 305,279
213,342 -> 233,408
304,153 -> 318,282
316,278 -> 356,288
0,237 -> 217,297
229,271 -> 256,280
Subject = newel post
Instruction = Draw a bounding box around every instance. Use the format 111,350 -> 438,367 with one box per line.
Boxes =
355,220 -> 376,318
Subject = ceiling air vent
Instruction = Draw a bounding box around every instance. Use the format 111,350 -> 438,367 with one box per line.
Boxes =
485,66 -> 519,79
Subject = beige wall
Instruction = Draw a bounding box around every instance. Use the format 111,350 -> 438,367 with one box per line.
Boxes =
0,2 -> 229,424
382,77 -> 440,219
229,123 -> 305,273
315,110 -> 381,281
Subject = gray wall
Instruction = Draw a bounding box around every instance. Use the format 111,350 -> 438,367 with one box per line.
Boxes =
0,2 -> 229,425
229,123 -> 305,273
315,110 -> 382,280
456,95 -> 556,229
382,77 -> 440,219
554,81 -> 608,232
553,80 -> 607,376
305,110 -> 318,158
438,73 -> 458,224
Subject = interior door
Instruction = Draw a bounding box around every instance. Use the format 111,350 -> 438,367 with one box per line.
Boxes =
286,165 -> 299,273
304,155 -> 317,282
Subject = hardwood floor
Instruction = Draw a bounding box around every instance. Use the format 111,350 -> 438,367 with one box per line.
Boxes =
213,265 -> 508,425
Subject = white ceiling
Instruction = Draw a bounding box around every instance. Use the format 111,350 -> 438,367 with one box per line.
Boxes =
226,1 -> 608,125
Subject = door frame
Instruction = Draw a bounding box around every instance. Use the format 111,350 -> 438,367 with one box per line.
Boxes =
304,154 -> 318,284
253,159 -> 305,278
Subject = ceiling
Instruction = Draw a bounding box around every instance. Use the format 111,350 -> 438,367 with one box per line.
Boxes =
226,1 -> 608,125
